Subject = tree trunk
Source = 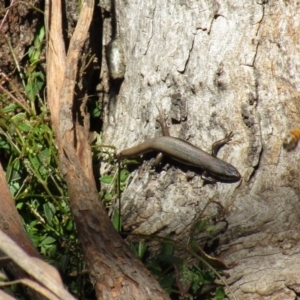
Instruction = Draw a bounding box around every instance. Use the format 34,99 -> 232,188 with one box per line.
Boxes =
103,1 -> 300,299
46,1 -> 170,299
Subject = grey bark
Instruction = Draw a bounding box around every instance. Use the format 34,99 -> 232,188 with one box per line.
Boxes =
103,1 -> 300,299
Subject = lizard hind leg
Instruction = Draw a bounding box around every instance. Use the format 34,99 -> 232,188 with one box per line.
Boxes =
211,132 -> 234,157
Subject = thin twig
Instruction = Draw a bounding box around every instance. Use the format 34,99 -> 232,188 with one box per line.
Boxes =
0,0 -> 17,33
0,82 -> 30,114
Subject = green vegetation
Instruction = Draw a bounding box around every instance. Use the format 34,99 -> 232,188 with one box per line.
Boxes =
0,26 -> 92,298
0,15 -> 232,300
128,232 -> 231,300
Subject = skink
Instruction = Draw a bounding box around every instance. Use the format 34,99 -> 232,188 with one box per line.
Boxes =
117,135 -> 241,183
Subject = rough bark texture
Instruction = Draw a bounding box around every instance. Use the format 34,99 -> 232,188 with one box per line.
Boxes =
103,1 -> 300,299
46,1 -> 170,299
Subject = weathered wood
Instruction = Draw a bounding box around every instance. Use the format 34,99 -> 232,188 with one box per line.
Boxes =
46,0 -> 170,299
0,229 -> 76,300
103,1 -> 300,299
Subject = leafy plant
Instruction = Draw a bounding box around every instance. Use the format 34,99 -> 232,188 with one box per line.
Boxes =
0,26 -> 90,298
129,237 -> 230,300
0,9 -> 233,300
